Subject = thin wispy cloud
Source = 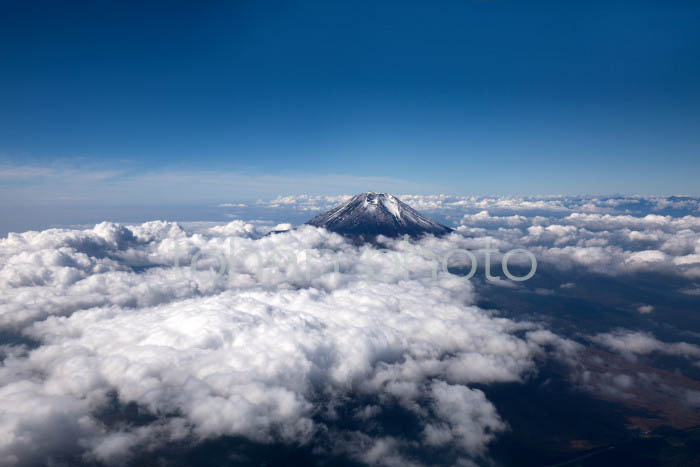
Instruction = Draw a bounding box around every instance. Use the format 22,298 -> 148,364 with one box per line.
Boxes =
0,163 -> 446,204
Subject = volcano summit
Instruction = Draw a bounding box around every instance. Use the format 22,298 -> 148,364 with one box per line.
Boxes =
305,192 -> 452,240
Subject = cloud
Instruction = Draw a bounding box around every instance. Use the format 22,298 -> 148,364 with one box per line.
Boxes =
0,163 -> 443,205
589,330 -> 700,361
422,381 -> 505,454
255,194 -> 353,211
443,201 -> 700,279
3,194 -> 700,464
0,220 -> 574,466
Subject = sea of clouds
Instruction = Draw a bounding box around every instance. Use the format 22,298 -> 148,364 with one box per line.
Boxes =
253,194 -> 700,280
1,195 -> 700,465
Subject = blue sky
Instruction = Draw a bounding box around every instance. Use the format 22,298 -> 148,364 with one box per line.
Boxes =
1,0 -> 699,203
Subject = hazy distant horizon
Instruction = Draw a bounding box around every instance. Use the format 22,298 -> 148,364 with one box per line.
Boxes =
4,192 -> 699,235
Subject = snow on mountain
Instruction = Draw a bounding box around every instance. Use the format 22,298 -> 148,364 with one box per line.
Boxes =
305,192 -> 452,239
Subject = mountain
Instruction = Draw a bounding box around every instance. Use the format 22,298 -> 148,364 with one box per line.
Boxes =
305,192 -> 452,240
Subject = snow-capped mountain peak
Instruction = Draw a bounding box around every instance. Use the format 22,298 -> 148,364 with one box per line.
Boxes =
306,192 -> 452,239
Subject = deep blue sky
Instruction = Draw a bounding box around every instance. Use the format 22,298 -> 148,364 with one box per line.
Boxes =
1,0 -> 699,201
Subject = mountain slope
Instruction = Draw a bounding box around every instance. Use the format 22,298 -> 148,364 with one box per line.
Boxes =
306,192 -> 452,239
